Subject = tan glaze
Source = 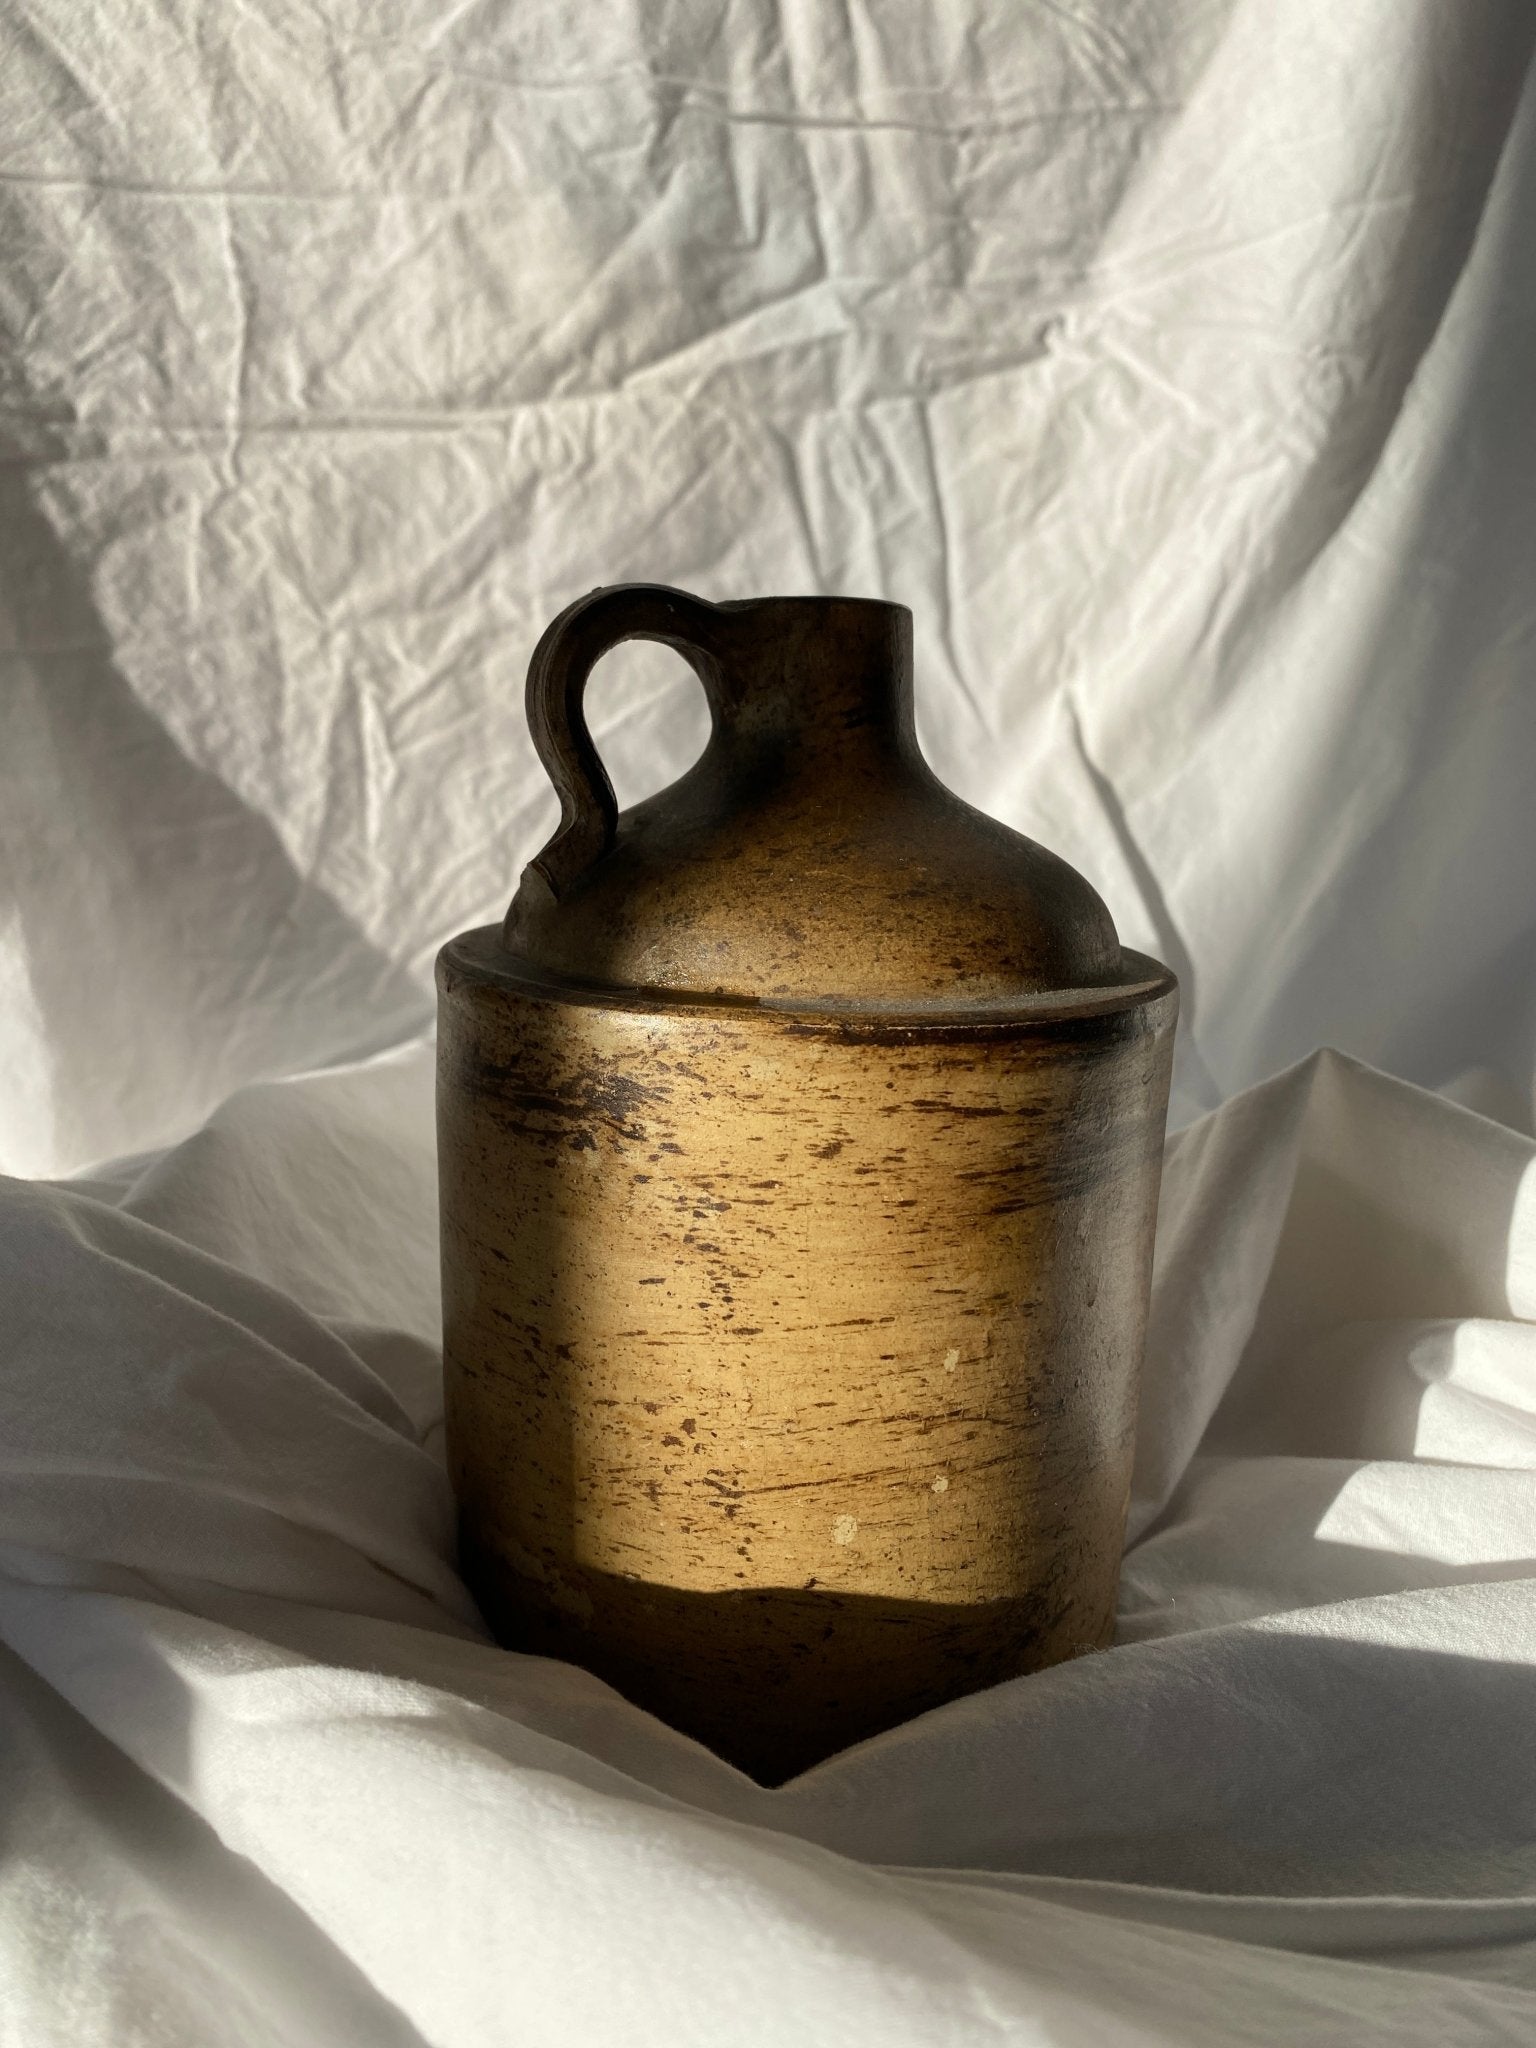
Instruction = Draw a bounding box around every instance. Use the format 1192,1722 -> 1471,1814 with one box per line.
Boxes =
439,585 -> 1176,1784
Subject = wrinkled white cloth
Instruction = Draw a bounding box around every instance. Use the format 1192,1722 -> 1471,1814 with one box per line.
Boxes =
2,0 -> 1536,1176
2,1044 -> 1535,2046
4,0 -> 1536,2040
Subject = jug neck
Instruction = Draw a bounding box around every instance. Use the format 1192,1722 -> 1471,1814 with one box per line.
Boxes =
710,597 -> 917,770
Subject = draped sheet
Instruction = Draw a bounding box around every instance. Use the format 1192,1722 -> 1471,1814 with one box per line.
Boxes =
3,0 -> 1535,1172
4,1045 -> 1535,2042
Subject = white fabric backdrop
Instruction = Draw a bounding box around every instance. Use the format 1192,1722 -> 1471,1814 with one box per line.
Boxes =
2,0 -> 1535,1174
3,1 -> 1536,2041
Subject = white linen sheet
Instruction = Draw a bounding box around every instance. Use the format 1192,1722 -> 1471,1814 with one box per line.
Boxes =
3,1045 -> 1535,2045
3,0 -> 1536,2040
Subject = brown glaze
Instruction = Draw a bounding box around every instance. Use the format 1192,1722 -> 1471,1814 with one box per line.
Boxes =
507,585 -> 1124,1001
438,584 -> 1176,1783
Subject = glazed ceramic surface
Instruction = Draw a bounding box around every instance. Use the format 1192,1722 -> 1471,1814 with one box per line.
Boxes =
438,585 -> 1176,1782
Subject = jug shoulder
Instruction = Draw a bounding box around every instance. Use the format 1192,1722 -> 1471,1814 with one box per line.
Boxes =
507,760 -> 1126,1003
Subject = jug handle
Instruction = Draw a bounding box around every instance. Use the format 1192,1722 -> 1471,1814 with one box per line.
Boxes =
521,583 -> 727,902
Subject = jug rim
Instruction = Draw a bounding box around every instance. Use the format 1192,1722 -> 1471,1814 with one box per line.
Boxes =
714,592 -> 911,618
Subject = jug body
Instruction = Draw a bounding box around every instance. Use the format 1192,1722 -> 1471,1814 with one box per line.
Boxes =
438,585 -> 1176,1782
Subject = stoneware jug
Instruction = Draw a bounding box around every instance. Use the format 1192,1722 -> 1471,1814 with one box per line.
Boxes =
437,584 -> 1177,1783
